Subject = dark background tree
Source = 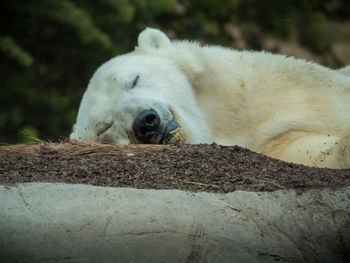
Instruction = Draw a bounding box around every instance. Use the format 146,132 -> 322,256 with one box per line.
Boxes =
1,0 -> 349,143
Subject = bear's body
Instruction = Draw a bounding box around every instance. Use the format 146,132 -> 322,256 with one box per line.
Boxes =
71,28 -> 350,168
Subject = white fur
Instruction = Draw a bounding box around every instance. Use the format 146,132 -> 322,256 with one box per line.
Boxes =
339,65 -> 350,76
71,28 -> 350,168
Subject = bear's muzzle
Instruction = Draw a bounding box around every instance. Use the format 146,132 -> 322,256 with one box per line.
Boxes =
132,109 -> 180,144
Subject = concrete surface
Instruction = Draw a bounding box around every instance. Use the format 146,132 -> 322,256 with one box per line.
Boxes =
0,183 -> 349,263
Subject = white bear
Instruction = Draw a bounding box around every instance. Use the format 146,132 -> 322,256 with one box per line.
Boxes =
70,28 -> 350,169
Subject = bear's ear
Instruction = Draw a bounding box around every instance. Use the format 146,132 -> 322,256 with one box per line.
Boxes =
137,27 -> 172,51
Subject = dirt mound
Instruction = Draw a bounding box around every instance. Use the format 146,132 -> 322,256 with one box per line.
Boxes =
1,141 -> 349,193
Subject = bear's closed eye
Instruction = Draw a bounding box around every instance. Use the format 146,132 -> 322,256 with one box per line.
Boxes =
131,75 -> 139,88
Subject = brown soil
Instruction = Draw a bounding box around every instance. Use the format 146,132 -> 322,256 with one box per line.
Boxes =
0,141 -> 349,193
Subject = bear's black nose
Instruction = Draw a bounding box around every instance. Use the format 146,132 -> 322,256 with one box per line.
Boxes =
133,109 -> 161,143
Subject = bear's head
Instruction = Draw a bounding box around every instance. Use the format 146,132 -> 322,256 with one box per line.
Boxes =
70,28 -> 210,145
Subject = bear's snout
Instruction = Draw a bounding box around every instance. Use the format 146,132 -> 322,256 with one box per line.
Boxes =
132,109 -> 162,144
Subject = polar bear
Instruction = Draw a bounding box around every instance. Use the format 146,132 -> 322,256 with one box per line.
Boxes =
70,28 -> 350,169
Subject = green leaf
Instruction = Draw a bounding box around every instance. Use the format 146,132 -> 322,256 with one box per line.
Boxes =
0,36 -> 33,67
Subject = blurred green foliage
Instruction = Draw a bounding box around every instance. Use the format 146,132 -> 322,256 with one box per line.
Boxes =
1,0 -> 349,143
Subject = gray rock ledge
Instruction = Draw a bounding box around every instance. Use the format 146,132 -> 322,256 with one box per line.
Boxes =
1,183 -> 349,263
